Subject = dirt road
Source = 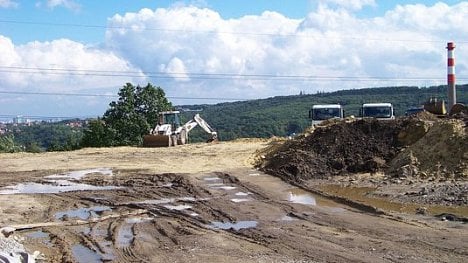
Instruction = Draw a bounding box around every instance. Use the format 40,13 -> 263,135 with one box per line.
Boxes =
0,140 -> 467,262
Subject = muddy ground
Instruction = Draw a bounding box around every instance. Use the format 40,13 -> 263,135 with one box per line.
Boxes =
0,140 -> 467,263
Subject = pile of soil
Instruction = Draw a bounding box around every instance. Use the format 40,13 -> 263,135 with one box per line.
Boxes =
258,119 -> 407,182
258,116 -> 467,183
388,119 -> 467,179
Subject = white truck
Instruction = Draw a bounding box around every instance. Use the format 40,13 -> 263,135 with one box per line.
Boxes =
360,103 -> 395,120
309,104 -> 344,126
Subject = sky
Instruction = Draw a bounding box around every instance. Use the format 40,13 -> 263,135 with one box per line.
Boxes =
0,0 -> 467,120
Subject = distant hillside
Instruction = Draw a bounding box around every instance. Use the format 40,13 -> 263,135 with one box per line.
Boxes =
181,84 -> 468,142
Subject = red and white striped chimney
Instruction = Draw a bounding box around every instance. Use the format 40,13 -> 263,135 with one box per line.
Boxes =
447,42 -> 456,111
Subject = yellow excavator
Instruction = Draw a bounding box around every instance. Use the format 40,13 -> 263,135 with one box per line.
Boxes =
142,111 -> 218,147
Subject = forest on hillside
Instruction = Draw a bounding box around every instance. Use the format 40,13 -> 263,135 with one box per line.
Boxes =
1,84 -> 467,151
182,85 -> 468,142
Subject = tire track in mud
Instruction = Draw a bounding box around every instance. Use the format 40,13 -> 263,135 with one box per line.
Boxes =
17,169 -> 468,263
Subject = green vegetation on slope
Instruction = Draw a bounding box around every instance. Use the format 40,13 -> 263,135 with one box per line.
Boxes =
182,85 -> 468,142
1,84 -> 466,151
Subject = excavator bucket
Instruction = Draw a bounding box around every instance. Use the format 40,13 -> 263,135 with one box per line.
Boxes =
143,135 -> 172,147
423,98 -> 446,115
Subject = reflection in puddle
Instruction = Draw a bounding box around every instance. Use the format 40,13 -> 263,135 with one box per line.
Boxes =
231,198 -> 251,203
205,183 -> 225,187
287,188 -> 317,205
0,181 -> 122,195
25,230 -> 49,239
0,168 -> 120,195
163,204 -> 192,211
211,186 -> 237,190
134,197 -> 197,205
280,215 -> 297,221
116,223 -> 133,248
116,217 -> 153,248
25,230 -> 53,247
45,168 -> 113,180
203,177 -> 221,181
72,244 -> 102,263
210,221 -> 258,231
55,206 -> 111,220
234,192 -> 250,196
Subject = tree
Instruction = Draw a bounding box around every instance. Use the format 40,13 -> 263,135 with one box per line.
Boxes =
81,83 -> 172,147
0,135 -> 22,153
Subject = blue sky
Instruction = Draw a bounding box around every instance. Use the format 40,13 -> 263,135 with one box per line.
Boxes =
0,0 -> 467,119
1,0 -> 462,44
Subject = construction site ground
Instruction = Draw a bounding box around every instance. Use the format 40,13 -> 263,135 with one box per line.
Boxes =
0,135 -> 467,262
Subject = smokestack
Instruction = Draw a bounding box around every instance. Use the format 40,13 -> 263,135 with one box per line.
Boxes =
447,42 -> 456,112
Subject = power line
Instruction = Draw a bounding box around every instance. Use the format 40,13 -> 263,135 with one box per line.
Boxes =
1,66 -> 466,82
1,19 -> 467,44
0,90 -> 244,101
0,114 -> 95,120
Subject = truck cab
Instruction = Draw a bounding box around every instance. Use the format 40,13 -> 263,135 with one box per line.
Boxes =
360,103 -> 395,120
309,104 -> 344,126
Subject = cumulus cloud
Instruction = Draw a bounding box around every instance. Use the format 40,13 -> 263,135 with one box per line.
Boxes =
37,0 -> 80,11
0,0 -> 17,8
319,0 -> 376,10
0,36 -> 145,92
1,2 -> 468,116
104,3 -> 468,102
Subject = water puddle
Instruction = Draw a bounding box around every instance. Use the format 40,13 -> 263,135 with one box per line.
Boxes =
234,192 -> 250,196
320,185 -> 468,217
133,196 -> 198,205
116,217 -> 153,248
210,220 -> 258,231
203,177 -> 222,181
287,188 -> 317,205
72,244 -> 102,263
116,223 -> 134,248
0,181 -> 121,195
0,168 -> 121,195
45,168 -> 113,180
55,206 -> 111,220
24,230 -> 53,247
280,215 -> 297,221
163,204 -> 193,211
211,186 -> 237,190
231,198 -> 251,203
25,230 -> 49,239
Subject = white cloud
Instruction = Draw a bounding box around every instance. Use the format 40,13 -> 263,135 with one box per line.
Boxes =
1,2 -> 468,116
104,3 -> 468,102
38,0 -> 80,11
0,36 -> 145,92
319,0 -> 376,10
0,0 -> 17,8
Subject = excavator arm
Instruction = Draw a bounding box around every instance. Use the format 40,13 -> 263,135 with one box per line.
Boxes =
182,114 -> 218,142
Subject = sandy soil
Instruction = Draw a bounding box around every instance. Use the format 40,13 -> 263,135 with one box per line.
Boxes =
0,140 -> 467,263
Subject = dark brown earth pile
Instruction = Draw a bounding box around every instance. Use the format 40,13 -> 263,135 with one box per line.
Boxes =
258,115 -> 467,184
259,119 -> 407,182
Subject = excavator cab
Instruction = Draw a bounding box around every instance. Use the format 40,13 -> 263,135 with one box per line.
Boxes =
159,111 -> 181,132
160,111 -> 181,127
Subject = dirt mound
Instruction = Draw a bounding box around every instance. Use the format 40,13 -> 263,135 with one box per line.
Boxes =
257,117 -> 467,183
388,119 -> 467,179
257,119 -> 407,182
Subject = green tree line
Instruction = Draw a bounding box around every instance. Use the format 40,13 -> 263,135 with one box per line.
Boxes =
1,83 -> 466,152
